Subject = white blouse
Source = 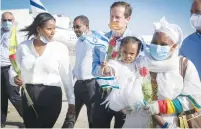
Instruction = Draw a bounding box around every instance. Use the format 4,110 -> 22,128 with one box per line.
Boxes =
9,39 -> 75,104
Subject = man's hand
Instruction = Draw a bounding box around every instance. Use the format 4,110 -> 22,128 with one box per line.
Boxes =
67,104 -> 75,116
14,76 -> 23,87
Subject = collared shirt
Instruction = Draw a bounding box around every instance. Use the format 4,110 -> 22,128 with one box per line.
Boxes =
73,31 -> 95,80
92,28 -> 133,76
0,28 -> 22,67
73,31 -> 109,80
179,31 -> 201,80
9,40 -> 75,104
1,29 -> 12,66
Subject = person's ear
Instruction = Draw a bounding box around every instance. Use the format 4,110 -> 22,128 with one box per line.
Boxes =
12,16 -> 15,23
36,26 -> 40,33
36,26 -> 42,37
170,44 -> 177,52
126,16 -> 131,21
86,24 -> 89,29
125,16 -> 131,25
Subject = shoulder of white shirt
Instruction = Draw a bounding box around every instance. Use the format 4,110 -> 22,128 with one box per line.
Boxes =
19,39 -> 68,49
18,39 -> 32,47
17,39 -> 69,56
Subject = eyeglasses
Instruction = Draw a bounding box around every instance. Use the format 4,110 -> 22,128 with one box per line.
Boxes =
73,24 -> 88,29
73,25 -> 83,29
2,19 -> 13,22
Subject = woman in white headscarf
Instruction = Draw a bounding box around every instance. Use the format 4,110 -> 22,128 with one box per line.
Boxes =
103,17 -> 201,128
140,17 -> 201,128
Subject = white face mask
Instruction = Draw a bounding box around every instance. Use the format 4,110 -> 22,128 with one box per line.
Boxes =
39,33 -> 49,44
190,14 -> 201,30
79,32 -> 86,41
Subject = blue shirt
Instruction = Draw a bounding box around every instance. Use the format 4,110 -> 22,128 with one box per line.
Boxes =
92,28 -> 133,76
73,30 -> 109,80
179,31 -> 201,80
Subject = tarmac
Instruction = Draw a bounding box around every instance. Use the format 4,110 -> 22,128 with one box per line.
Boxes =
5,95 -> 88,128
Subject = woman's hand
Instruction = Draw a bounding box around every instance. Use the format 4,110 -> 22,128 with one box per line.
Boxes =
14,76 -> 23,86
152,115 -> 166,127
144,103 -> 167,127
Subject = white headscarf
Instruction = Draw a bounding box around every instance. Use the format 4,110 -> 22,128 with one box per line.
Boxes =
153,17 -> 183,47
145,17 -> 184,99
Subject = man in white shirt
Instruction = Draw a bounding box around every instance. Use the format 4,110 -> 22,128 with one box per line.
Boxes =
1,12 -> 23,128
64,15 -> 96,128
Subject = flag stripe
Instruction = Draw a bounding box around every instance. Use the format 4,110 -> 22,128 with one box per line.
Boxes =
30,0 -> 46,11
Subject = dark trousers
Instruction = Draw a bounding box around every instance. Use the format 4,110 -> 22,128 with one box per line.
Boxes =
74,79 -> 96,128
92,82 -> 125,128
1,66 -> 23,124
22,84 -> 62,128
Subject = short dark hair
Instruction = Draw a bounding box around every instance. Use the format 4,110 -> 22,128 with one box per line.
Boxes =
110,1 -> 132,18
73,15 -> 89,27
120,36 -> 143,54
1,12 -> 14,19
20,13 -> 55,39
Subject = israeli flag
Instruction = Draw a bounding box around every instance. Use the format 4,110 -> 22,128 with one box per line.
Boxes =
96,76 -> 119,89
30,0 -> 48,18
84,30 -> 109,48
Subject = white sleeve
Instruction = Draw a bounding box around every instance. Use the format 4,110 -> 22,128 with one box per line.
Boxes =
9,44 -> 22,86
178,60 -> 201,111
59,45 -> 75,104
9,66 -> 18,86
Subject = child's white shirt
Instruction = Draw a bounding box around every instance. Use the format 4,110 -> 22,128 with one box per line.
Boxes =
107,60 -> 137,89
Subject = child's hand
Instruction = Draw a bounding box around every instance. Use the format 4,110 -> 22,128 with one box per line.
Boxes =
101,61 -> 110,74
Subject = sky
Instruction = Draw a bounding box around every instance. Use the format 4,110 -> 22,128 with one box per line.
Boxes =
1,0 -> 195,37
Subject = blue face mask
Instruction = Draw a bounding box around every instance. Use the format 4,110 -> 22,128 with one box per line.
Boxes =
2,21 -> 12,31
149,44 -> 171,61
